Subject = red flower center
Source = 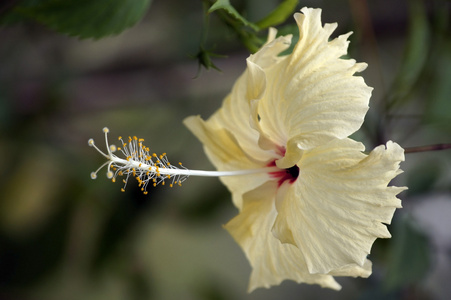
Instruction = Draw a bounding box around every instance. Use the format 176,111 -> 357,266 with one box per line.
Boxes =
268,161 -> 299,187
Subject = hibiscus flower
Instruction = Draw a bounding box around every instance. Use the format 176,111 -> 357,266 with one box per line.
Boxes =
183,7 -> 406,291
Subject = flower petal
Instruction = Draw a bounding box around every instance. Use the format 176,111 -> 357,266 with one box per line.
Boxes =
225,181 -> 342,292
253,8 -> 372,167
210,30 -> 293,159
272,138 -> 406,275
183,116 -> 270,209
183,31 -> 294,204
327,259 -> 372,278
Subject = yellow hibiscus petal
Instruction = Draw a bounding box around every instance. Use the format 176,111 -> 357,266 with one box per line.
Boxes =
248,27 -> 292,70
209,30 -> 293,160
225,181 -> 342,292
183,116 -> 270,209
272,138 -> 405,274
328,259 -> 372,278
213,60 -> 271,160
252,8 -> 372,167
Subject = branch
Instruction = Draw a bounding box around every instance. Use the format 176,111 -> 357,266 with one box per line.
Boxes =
404,144 -> 451,154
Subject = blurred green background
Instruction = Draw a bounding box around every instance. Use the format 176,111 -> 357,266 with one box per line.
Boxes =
1,0 -> 451,299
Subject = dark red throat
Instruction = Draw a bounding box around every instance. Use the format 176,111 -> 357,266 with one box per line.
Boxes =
268,161 -> 299,187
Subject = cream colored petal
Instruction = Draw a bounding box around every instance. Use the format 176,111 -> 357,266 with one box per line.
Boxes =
328,259 -> 372,278
248,28 -> 292,70
225,181 -> 342,292
212,61 -> 271,161
272,139 -> 406,275
209,31 -> 293,159
183,33 -> 287,207
253,8 -> 372,167
183,116 -> 270,209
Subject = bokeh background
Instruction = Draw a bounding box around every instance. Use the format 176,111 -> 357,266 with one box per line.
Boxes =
1,0 -> 451,299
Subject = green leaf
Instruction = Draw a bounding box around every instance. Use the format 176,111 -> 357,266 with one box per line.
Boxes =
387,0 -> 429,109
405,160 -> 441,196
208,0 -> 259,31
2,0 -> 152,39
384,215 -> 431,290
424,41 -> 451,129
256,0 -> 298,29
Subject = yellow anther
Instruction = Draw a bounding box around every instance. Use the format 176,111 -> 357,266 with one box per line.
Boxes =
90,128 -> 190,191
143,191 -> 148,195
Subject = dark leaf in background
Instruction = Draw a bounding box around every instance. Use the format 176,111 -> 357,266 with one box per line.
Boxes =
90,185 -> 160,272
425,41 -> 451,130
386,0 -> 430,109
405,161 -> 442,196
1,0 -> 152,38
0,203 -> 71,289
384,214 -> 431,290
